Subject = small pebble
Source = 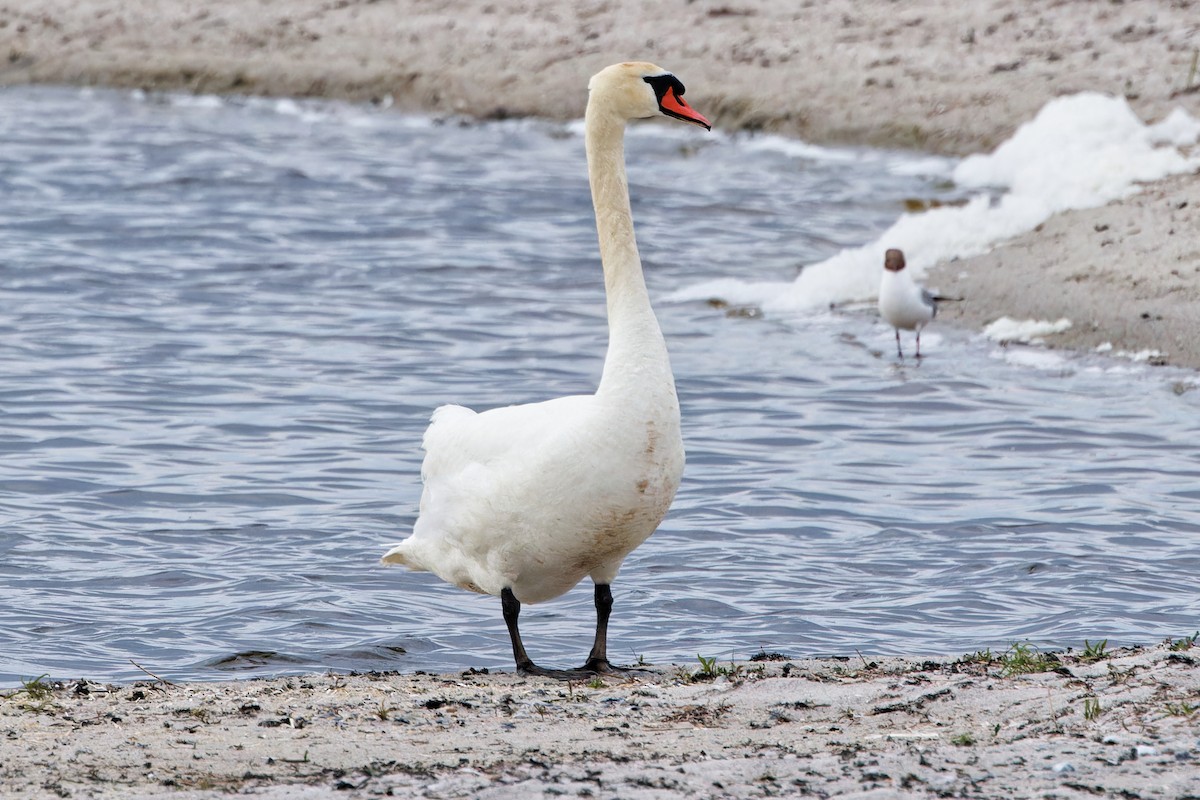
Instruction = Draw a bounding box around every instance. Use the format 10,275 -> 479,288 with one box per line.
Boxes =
1135,745 -> 1158,757
1052,761 -> 1075,773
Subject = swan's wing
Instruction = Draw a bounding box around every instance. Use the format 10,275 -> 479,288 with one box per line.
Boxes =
419,396 -> 593,482
415,395 -> 596,529
384,394 -> 596,578
418,403 -> 480,481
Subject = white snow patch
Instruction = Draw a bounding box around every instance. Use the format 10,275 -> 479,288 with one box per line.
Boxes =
1149,108 -> 1200,146
983,317 -> 1073,343
1116,348 -> 1166,363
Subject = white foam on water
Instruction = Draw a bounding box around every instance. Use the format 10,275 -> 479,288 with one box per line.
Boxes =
992,346 -> 1073,371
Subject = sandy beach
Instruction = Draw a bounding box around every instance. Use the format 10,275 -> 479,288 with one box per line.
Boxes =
2,0 -> 1198,366
2,2 -> 1199,797
4,643 -> 1199,799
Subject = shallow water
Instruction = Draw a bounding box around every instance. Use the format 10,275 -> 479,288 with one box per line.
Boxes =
1,87 -> 1198,686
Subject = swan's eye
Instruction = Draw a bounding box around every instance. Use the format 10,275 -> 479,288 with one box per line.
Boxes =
642,74 -> 686,105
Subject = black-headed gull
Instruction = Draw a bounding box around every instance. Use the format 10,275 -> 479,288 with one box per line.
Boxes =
878,248 -> 940,358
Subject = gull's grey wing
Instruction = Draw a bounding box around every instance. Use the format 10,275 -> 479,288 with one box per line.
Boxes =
921,288 -> 938,317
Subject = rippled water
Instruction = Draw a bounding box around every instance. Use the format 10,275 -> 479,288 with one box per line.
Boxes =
2,87 -> 1198,686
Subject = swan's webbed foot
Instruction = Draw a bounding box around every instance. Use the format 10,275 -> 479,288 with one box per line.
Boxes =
515,661 -> 601,681
578,657 -> 650,676
515,658 -> 646,682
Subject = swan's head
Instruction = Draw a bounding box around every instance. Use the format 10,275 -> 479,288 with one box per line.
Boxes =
884,249 -> 907,273
588,62 -> 711,130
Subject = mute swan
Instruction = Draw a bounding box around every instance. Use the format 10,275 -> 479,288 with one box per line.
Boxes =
878,248 -> 938,358
382,62 -> 711,679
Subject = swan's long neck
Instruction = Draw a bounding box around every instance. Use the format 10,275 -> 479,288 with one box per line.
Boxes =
585,103 -> 672,397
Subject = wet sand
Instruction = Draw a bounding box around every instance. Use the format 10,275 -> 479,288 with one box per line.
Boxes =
4,644 -> 1199,799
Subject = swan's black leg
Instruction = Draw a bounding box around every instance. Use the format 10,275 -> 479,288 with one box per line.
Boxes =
580,583 -> 647,675
581,583 -> 614,672
501,587 -> 534,671
501,587 -> 595,681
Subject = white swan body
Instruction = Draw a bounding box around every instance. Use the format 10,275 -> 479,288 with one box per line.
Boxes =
389,387 -> 680,604
878,248 -> 937,357
382,62 -> 709,650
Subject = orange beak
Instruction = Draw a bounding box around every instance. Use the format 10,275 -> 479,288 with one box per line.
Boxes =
660,86 -> 711,130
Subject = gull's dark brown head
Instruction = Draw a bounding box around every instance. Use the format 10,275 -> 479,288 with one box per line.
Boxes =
884,249 -> 906,273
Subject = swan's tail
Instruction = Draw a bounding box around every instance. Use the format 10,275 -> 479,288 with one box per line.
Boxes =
380,541 -> 418,568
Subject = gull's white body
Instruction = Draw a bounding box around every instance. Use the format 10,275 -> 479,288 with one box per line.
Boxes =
382,62 -> 686,606
878,267 -> 936,332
